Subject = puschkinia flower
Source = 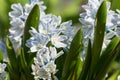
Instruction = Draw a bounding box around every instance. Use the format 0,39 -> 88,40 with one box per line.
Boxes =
79,0 -> 117,49
9,0 -> 76,79
32,47 -> 63,80
26,13 -> 76,50
0,63 -> 7,80
8,0 -> 46,51
26,27 -> 49,52
25,8 -> 76,79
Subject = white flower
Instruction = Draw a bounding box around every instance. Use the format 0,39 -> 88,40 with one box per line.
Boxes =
9,18 -> 24,50
27,13 -> 74,49
9,18 -> 25,37
60,20 -> 75,38
32,64 -> 51,80
51,33 -> 67,48
0,63 -> 6,73
118,75 -> 120,80
0,63 -> 7,80
39,14 -> 61,36
9,3 -> 23,18
26,27 -> 49,52
9,36 -> 22,51
9,0 -> 47,51
79,0 -> 117,49
32,47 -> 63,80
49,47 -> 63,59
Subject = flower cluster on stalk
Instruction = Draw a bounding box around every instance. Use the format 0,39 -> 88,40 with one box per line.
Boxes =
79,0 -> 120,78
8,0 -> 76,79
79,0 -> 120,49
9,0 -> 46,51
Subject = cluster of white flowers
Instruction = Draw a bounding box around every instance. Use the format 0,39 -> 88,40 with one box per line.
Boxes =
32,47 -> 63,80
0,63 -> 6,80
26,14 -> 75,79
9,0 -> 46,50
79,0 -> 120,49
9,0 -> 76,79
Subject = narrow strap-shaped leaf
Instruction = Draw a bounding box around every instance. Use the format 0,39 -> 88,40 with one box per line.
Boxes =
18,48 -> 28,71
79,39 -> 92,80
0,49 -> 3,62
7,63 -> 19,80
74,58 -> 83,80
22,4 -> 40,65
88,1 -> 107,79
6,37 -> 18,72
62,29 -> 83,80
95,37 -> 120,80
22,4 -> 40,52
55,53 -> 67,79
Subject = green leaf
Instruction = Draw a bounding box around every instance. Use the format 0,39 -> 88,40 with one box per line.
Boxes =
22,4 -> 40,52
22,4 -> 40,65
74,58 -> 83,80
18,48 -> 27,71
55,53 -> 67,79
6,37 -> 18,72
88,1 -> 107,79
6,37 -> 19,79
79,39 -> 92,80
0,49 -> 3,62
62,29 -> 83,80
95,37 -> 120,80
7,63 -> 19,80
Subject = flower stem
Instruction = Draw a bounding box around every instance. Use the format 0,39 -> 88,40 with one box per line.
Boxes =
51,73 -> 54,80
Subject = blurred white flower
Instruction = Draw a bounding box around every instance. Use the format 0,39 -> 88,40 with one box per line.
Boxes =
0,63 -> 7,80
79,0 -> 117,49
0,63 -> 6,73
118,75 -> 120,80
